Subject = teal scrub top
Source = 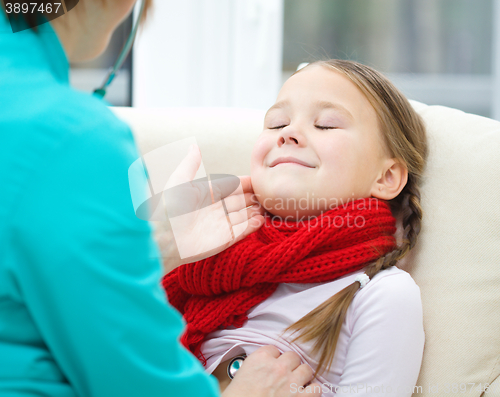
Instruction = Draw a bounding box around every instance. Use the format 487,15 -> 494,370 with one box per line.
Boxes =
0,12 -> 220,397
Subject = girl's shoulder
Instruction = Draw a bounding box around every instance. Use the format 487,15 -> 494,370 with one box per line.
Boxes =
353,266 -> 421,302
277,267 -> 421,320
347,266 -> 423,328
282,266 -> 419,298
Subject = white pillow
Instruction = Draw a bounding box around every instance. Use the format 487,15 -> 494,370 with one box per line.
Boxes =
398,101 -> 500,396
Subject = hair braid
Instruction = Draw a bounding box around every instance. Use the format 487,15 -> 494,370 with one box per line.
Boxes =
364,177 -> 423,281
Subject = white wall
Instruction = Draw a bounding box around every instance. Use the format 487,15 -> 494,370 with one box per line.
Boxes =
132,0 -> 284,110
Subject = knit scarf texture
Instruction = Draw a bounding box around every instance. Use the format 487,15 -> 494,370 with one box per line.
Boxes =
162,197 -> 397,365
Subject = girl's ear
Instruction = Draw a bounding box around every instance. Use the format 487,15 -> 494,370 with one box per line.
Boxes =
370,159 -> 408,200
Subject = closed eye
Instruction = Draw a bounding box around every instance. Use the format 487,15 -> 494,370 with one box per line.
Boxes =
269,125 -> 337,130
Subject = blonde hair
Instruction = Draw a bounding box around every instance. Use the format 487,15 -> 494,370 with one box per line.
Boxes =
282,59 -> 428,378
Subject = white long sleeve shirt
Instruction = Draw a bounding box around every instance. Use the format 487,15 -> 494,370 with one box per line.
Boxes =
200,266 -> 425,396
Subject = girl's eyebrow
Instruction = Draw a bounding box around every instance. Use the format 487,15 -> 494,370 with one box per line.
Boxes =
314,100 -> 354,121
265,100 -> 354,121
265,100 -> 289,118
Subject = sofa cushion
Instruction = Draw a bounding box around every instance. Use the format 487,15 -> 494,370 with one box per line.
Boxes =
398,101 -> 500,396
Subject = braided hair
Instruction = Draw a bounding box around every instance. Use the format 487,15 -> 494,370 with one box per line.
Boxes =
281,59 -> 428,378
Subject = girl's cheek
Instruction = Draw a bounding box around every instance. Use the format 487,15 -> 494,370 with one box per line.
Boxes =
315,136 -> 351,167
250,135 -> 271,165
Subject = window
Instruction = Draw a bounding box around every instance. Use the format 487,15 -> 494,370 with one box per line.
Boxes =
283,0 -> 494,118
131,0 -> 500,119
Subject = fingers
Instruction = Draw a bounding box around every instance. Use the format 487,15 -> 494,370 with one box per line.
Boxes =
210,175 -> 241,202
230,213 -> 265,244
282,355 -> 320,396
251,345 -> 282,359
277,351 -> 302,371
227,203 -> 264,225
224,192 -> 259,212
212,175 -> 258,205
165,145 -> 202,189
229,346 -> 321,397
291,364 -> 316,392
298,382 -> 322,396
236,175 -> 255,193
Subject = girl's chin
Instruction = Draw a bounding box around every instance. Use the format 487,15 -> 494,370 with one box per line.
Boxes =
264,207 -> 325,221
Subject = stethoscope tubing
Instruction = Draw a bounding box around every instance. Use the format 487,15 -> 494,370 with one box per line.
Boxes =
93,0 -> 145,99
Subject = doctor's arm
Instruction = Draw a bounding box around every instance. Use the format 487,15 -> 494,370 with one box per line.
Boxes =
11,121 -> 221,397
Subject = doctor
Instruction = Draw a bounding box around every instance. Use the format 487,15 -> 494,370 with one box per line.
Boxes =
0,1 -> 321,396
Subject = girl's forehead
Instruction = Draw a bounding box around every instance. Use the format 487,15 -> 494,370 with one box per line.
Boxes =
273,67 -> 370,116
287,65 -> 348,85
278,67 -> 360,100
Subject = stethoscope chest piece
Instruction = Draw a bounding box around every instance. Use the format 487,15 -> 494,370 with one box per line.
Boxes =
227,354 -> 247,380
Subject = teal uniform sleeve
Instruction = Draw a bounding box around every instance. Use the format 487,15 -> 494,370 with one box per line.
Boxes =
8,103 -> 220,397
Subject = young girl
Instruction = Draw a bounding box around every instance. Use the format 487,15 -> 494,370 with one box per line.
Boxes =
162,60 -> 427,396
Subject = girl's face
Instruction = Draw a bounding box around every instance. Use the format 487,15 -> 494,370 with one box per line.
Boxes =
251,65 -> 394,219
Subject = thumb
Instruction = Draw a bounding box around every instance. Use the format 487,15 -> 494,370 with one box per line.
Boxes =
165,144 -> 202,189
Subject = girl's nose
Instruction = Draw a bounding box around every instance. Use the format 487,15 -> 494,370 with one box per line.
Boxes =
277,127 -> 306,147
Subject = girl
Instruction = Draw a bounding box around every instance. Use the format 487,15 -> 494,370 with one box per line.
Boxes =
163,60 -> 428,396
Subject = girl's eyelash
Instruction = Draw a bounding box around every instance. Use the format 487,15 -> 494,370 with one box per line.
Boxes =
269,125 -> 336,130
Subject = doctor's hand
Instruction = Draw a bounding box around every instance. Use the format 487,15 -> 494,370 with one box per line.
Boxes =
222,346 -> 322,397
155,144 -> 265,274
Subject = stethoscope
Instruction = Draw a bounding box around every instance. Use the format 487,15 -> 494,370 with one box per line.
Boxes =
93,0 -> 145,99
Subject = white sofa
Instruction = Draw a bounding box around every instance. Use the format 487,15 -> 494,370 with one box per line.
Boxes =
112,102 -> 500,397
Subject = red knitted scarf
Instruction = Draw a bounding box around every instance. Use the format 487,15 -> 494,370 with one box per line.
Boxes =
162,197 -> 396,365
